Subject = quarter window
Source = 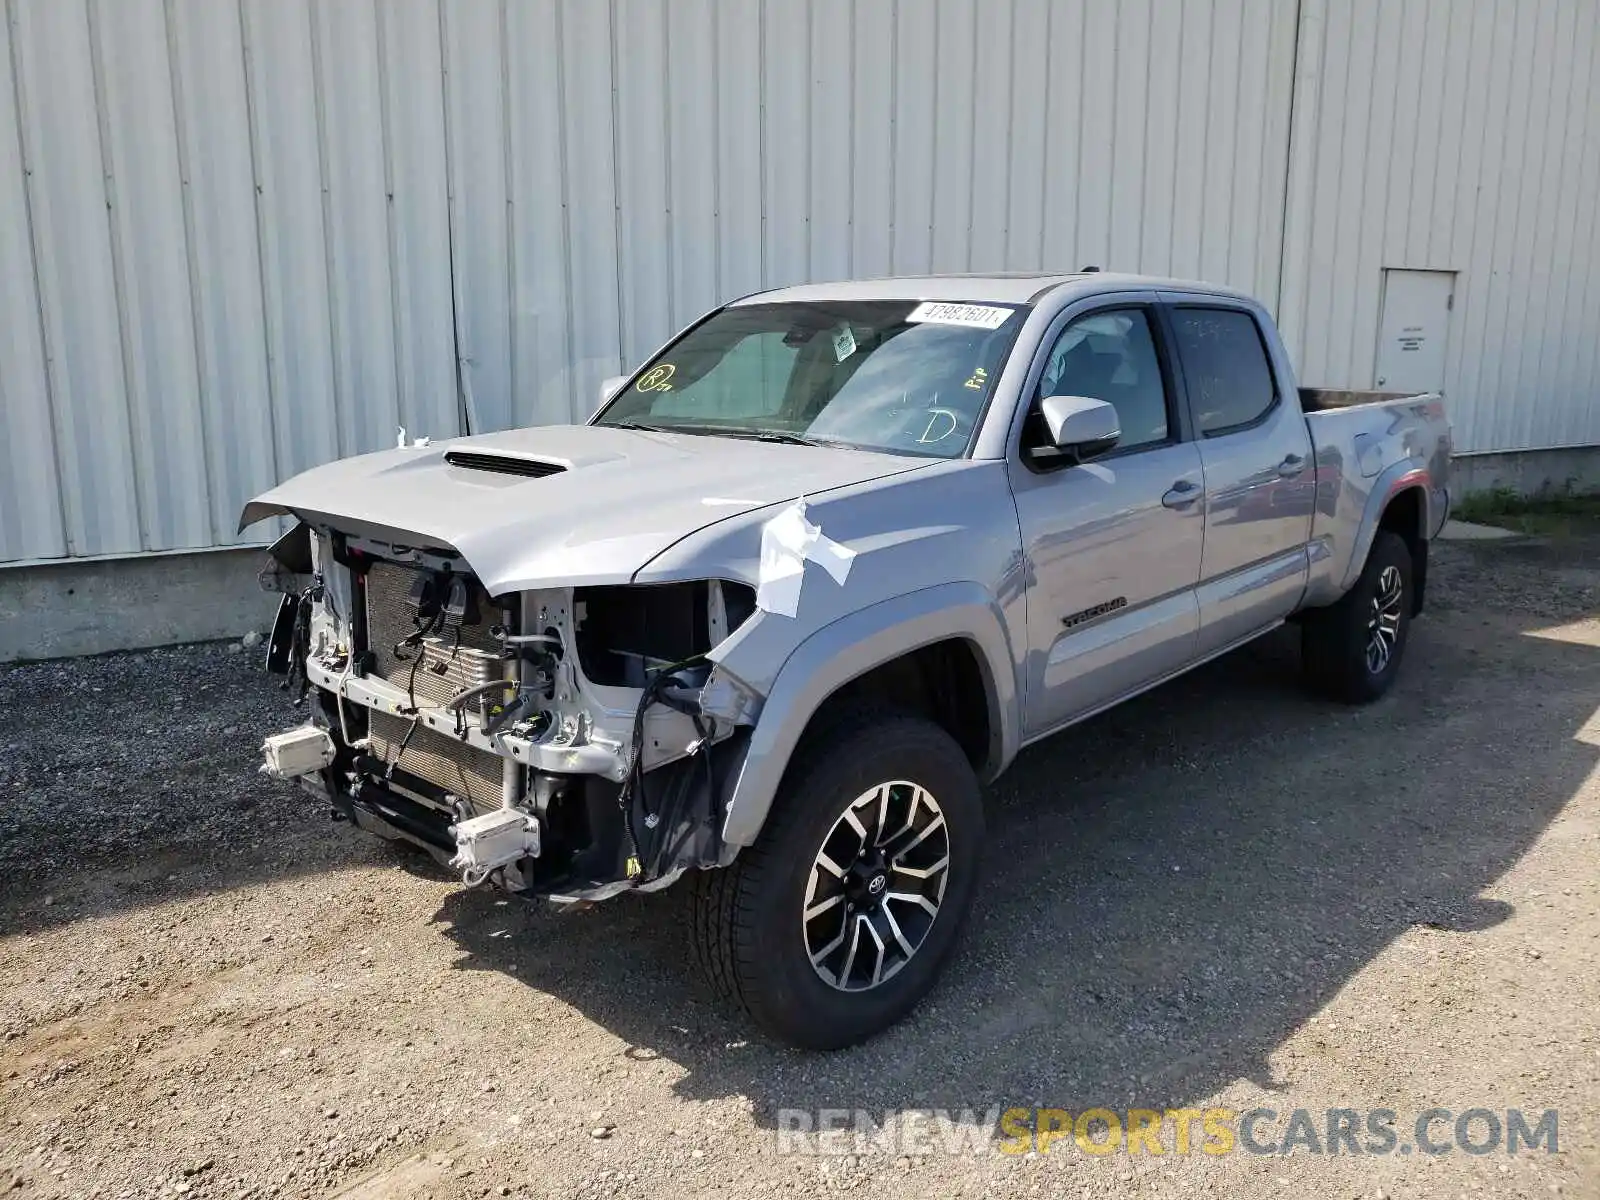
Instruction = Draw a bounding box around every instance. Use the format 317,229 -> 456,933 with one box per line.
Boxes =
1169,307 -> 1277,435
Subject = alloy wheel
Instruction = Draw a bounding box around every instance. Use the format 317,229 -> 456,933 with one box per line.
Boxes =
1366,563 -> 1405,674
802,781 -> 951,992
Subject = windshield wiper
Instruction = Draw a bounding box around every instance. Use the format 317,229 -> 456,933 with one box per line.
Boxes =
611,421 -> 851,449
748,430 -> 839,447
668,424 -> 846,448
608,419 -> 671,433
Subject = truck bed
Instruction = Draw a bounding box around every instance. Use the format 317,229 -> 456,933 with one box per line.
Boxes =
1298,387 -> 1423,412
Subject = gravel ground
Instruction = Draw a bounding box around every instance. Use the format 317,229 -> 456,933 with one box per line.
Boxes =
2,533 -> 1598,1199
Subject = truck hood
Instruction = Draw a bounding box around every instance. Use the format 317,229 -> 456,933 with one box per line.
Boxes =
240,424 -> 933,595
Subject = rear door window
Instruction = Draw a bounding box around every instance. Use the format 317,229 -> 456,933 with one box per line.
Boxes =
1169,307 -> 1278,435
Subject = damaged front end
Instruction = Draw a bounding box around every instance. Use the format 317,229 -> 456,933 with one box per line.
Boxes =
257,522 -> 762,903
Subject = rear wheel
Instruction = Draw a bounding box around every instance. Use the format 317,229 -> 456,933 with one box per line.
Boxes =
689,708 -> 983,1049
1302,530 -> 1414,703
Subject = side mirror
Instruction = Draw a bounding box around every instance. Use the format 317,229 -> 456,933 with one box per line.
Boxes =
1039,394 -> 1121,461
599,375 -> 628,408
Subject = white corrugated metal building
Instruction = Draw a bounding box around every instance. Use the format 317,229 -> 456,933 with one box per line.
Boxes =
2,0 -> 1598,653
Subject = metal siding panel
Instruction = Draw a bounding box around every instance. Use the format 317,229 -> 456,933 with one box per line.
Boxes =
1477,1 -> 1539,452
1073,0 -> 1114,268
1108,0 -> 1150,273
1442,0 -> 1503,451
313,1 -> 401,457
93,0 -> 211,552
762,0 -> 809,286
1513,0 -> 1575,450
1345,0 -> 1402,389
1427,0 -> 1470,266
1004,0 -> 1050,270
1399,0 -> 1443,263
614,0 -> 674,364
241,0 -> 340,477
1232,0 -> 1274,295
849,0 -> 895,278
714,0 -> 763,298
1198,0 -> 1242,285
807,0 -> 852,280
968,0 -> 1014,271
1253,0 -> 1297,305
929,0 -> 976,271
889,0 -> 935,273
1561,4 -> 1600,448
667,0 -> 719,323
1166,0 -> 1210,281
377,0 -> 459,441
1327,0 -> 1371,390
11,0 -> 142,556
559,0 -> 624,415
1280,0 -> 1600,452
0,0 -> 65,562
505,0 -> 578,423
1274,0 -> 1323,371
170,0 -> 277,543
1137,0 -> 1182,278
20,0 -> 1600,574
441,0 -> 512,433
1378,0 -> 1426,267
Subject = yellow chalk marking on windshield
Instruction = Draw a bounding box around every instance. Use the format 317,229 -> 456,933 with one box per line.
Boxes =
636,363 -> 676,392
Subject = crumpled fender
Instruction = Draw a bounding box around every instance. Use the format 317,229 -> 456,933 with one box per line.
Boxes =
712,581 -> 1021,852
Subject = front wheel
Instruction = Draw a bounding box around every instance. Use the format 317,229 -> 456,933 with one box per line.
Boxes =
689,709 -> 983,1049
1302,529 -> 1414,703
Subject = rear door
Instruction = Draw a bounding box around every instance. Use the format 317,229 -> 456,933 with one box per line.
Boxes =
1008,294 -> 1205,738
1160,296 -> 1315,655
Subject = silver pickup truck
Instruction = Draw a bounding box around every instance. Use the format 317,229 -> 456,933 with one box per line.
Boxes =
244,272 -> 1451,1048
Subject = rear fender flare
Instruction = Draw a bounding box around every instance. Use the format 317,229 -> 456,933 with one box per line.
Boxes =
1339,464 -> 1432,594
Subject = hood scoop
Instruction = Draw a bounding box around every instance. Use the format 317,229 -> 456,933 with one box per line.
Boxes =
443,450 -> 567,479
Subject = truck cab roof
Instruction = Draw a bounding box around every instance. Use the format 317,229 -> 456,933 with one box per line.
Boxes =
733,272 -> 1257,308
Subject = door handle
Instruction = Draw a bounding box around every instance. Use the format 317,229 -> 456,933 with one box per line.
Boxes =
1161,480 -> 1202,509
1278,453 -> 1307,478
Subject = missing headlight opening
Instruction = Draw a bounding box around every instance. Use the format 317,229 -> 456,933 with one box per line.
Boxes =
263,527 -> 759,904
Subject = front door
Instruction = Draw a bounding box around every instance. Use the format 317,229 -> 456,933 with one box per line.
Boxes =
1009,302 -> 1206,739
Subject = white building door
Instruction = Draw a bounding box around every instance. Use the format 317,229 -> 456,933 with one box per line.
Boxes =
1375,269 -> 1455,392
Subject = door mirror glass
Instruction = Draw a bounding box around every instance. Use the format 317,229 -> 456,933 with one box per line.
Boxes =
1040,394 -> 1121,461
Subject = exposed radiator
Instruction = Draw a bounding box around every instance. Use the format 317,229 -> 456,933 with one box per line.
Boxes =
368,711 -> 505,813
362,559 -> 511,811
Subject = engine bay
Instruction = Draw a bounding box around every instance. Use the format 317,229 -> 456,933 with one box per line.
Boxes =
261,523 -> 758,902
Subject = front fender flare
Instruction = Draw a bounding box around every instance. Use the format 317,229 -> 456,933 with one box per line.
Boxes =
715,582 -> 1021,852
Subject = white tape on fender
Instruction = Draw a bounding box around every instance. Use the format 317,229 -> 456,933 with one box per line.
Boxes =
756,500 -> 857,618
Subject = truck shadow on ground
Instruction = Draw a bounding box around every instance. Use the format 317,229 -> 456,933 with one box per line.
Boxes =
438,586 -> 1599,1124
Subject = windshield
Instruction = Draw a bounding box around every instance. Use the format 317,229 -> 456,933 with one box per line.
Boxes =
593,299 -> 1026,457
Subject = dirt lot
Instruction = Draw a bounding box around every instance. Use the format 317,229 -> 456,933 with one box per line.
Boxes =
2,531 -> 1598,1200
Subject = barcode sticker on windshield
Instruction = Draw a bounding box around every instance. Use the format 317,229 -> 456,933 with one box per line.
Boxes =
906,302 -> 1013,330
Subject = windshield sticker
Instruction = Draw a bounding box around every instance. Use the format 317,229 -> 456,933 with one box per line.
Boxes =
832,325 -> 857,363
963,366 -> 989,391
636,363 -> 676,392
906,302 -> 1013,330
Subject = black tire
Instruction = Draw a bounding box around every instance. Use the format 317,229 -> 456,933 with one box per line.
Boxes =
688,706 -> 983,1049
1302,529 -> 1414,703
